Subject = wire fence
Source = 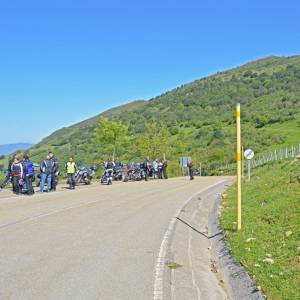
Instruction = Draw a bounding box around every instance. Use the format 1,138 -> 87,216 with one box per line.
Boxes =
215,144 -> 300,174
249,144 -> 300,168
213,143 -> 300,175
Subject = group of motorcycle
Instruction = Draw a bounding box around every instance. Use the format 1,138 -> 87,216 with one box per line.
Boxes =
100,163 -> 164,185
1,161 -> 164,190
47,162 -> 163,187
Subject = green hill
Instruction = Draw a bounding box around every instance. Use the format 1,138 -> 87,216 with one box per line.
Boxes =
1,55 -> 300,171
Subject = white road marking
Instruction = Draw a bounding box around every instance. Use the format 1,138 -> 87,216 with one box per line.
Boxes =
188,210 -> 201,300
153,180 -> 227,300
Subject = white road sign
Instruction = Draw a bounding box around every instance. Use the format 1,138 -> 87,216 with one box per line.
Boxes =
244,149 -> 254,160
180,156 -> 191,167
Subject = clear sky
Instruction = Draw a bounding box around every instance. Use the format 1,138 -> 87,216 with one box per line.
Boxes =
0,0 -> 299,144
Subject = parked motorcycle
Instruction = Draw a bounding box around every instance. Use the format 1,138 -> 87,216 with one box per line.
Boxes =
113,166 -> 124,181
75,165 -> 97,185
101,168 -> 113,185
122,164 -> 146,182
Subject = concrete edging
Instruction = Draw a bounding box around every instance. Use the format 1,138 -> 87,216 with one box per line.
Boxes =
153,180 -> 228,300
209,193 -> 265,300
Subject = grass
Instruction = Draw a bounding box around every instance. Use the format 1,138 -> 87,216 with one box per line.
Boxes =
261,117 -> 300,150
166,261 -> 183,269
220,159 -> 300,300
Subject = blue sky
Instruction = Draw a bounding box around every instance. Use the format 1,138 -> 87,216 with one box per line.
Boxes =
0,0 -> 299,144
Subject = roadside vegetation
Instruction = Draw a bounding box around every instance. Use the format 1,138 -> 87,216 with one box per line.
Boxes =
220,160 -> 300,300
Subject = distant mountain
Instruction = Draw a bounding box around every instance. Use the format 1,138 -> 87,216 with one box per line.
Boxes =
0,143 -> 34,156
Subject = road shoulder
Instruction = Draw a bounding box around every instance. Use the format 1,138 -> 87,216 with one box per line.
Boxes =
209,191 -> 265,300
158,179 -> 265,300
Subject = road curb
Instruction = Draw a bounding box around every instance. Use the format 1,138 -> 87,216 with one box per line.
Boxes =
209,193 -> 265,300
153,180 -> 228,300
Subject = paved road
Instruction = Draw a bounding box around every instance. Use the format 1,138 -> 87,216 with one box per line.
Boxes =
0,177 -> 230,300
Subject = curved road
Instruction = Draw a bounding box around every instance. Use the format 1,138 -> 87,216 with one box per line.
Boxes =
0,177 -> 229,300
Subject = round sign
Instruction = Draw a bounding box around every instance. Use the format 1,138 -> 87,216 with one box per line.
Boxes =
244,149 -> 254,160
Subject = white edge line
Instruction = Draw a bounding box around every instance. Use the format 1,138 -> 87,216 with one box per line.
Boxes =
153,180 -> 227,300
188,210 -> 201,300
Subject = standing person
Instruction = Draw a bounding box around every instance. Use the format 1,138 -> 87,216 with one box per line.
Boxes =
66,157 -> 77,189
11,156 -> 23,194
188,159 -> 194,180
40,155 -> 54,193
142,158 -> 150,181
152,159 -> 159,179
158,160 -> 163,179
0,155 -> 16,189
201,165 -> 207,176
162,158 -> 168,179
22,154 -> 35,195
49,152 -> 59,191
105,158 -> 115,170
104,158 -> 115,185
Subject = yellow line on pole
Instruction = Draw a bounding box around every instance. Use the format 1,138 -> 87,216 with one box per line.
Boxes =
236,103 -> 242,231
241,145 -> 244,181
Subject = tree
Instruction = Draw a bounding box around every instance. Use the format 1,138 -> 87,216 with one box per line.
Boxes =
175,130 -> 187,156
137,121 -> 171,159
94,118 -> 128,160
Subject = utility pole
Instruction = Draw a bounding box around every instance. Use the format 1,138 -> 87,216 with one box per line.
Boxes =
236,104 -> 242,231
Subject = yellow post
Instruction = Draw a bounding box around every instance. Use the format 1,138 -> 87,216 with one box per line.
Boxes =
236,104 -> 242,230
241,145 -> 244,180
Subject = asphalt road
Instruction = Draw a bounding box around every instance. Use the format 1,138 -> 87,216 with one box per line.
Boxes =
0,177 -> 229,300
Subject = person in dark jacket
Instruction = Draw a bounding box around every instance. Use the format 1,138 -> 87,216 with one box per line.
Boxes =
188,159 -> 194,180
49,152 -> 59,191
142,158 -> 150,181
158,161 -> 163,179
40,155 -> 54,192
22,154 -> 35,195
105,158 -> 115,170
0,155 -> 16,189
162,159 -> 168,179
11,156 -> 23,194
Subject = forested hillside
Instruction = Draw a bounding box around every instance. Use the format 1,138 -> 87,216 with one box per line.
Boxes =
2,56 -> 300,173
